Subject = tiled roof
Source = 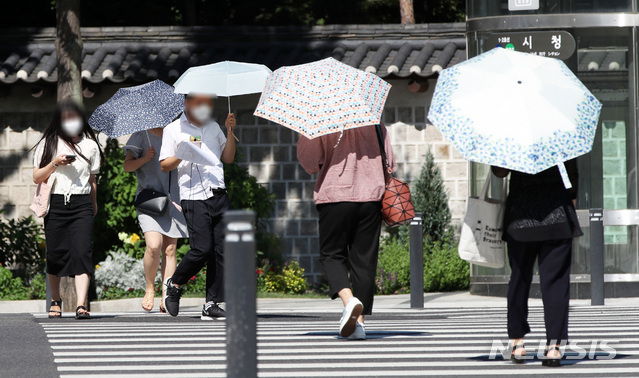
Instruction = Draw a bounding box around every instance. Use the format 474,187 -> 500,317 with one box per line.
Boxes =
0,24 -> 466,84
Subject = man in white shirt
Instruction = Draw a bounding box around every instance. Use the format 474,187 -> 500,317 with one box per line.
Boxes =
159,93 -> 236,319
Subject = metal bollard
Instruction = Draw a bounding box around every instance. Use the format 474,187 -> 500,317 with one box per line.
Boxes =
589,208 -> 605,306
224,210 -> 257,378
409,212 -> 424,308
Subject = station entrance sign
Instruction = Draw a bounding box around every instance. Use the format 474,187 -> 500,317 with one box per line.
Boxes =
486,31 -> 576,60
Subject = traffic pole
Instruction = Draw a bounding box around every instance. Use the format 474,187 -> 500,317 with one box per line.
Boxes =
589,208 -> 605,306
409,212 -> 424,308
224,210 -> 257,378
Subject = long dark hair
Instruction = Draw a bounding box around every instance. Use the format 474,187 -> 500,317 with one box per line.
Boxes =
32,99 -> 105,169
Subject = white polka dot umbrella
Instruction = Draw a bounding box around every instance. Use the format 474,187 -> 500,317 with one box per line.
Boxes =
254,57 -> 391,139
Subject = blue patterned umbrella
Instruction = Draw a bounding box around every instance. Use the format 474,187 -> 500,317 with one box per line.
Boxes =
428,48 -> 602,188
89,80 -> 184,138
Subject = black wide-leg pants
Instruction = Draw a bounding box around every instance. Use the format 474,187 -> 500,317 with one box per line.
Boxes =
173,193 -> 230,303
317,201 -> 382,315
506,237 -> 572,345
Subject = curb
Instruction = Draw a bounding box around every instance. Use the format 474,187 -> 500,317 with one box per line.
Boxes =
0,300 -> 46,313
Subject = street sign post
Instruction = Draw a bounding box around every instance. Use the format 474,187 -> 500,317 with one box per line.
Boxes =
224,210 -> 257,378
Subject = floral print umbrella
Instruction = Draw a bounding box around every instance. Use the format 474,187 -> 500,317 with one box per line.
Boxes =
428,48 -> 602,188
254,57 -> 391,139
89,80 -> 184,138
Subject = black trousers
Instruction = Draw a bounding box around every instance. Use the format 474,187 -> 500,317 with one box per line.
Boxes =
173,193 -> 230,303
318,201 -> 382,316
507,237 -> 572,345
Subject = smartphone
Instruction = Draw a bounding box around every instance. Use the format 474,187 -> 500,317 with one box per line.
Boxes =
66,154 -> 77,161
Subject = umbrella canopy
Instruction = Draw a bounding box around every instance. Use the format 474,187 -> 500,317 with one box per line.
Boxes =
89,80 -> 184,138
253,57 -> 391,139
173,60 -> 272,111
428,47 -> 602,188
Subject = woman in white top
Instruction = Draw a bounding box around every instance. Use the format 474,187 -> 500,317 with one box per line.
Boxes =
32,100 -> 103,320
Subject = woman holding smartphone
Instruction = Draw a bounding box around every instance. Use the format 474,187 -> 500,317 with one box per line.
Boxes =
33,99 -> 103,319
123,128 -> 187,312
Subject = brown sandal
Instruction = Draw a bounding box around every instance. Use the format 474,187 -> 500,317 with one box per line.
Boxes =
48,300 -> 62,318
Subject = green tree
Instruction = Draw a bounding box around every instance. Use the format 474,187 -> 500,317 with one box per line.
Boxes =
412,148 -> 452,243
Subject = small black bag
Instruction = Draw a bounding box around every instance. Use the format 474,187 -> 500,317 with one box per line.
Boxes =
135,171 -> 171,216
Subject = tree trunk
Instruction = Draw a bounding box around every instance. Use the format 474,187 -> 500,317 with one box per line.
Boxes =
55,0 -> 85,311
55,0 -> 83,103
399,0 -> 415,24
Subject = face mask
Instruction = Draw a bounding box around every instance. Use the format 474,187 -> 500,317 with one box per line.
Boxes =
61,118 -> 83,137
190,105 -> 212,124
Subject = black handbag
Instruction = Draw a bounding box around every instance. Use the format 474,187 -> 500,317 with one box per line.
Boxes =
135,171 -> 171,216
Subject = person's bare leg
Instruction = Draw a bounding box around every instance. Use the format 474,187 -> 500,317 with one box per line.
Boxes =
142,232 -> 163,310
48,274 -> 61,315
144,232 -> 164,290
160,236 -> 178,307
337,288 -> 354,306
74,273 -> 90,313
337,288 -> 365,324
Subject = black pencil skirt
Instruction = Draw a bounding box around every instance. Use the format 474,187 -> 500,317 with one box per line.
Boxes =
44,194 -> 94,277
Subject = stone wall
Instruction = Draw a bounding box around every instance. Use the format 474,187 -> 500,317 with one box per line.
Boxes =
0,80 -> 469,281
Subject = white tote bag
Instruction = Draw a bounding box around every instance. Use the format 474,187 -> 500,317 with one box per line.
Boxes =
458,173 -> 507,268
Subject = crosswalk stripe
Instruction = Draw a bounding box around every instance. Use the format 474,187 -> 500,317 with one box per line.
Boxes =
41,305 -> 639,377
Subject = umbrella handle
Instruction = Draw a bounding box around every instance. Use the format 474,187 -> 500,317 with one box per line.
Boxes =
145,130 -> 152,147
558,162 -> 572,189
226,97 -> 239,142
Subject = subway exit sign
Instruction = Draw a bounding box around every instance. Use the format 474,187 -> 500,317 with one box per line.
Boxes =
486,31 -> 576,60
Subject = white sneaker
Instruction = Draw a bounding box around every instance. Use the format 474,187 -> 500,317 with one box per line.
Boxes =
348,322 -> 366,340
339,297 -> 364,337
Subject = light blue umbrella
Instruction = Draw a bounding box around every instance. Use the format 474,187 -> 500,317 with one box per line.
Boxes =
428,48 -> 602,188
89,80 -> 184,139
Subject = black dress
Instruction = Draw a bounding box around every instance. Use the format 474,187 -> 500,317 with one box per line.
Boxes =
503,159 -> 583,242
